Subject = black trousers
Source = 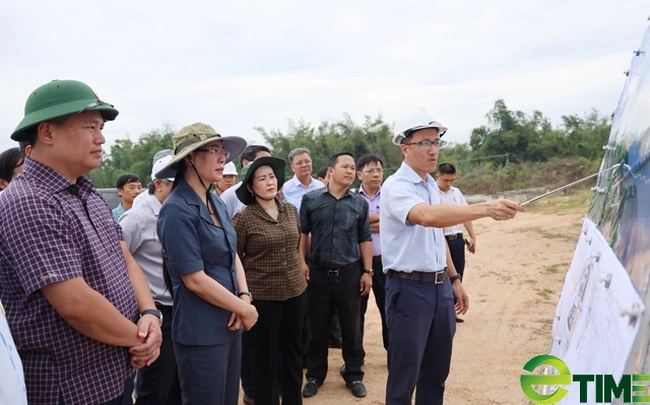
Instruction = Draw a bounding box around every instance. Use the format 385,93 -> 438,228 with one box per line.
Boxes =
135,305 -> 181,405
446,237 -> 466,279
249,292 -> 307,405
306,262 -> 364,383
240,329 -> 254,398
360,256 -> 389,351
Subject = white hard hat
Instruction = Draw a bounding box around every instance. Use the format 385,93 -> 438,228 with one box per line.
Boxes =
393,108 -> 448,145
152,153 -> 175,181
223,162 -> 238,176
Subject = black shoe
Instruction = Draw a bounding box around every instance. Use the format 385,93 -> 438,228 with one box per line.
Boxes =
328,336 -> 343,348
346,381 -> 367,398
456,316 -> 464,323
339,363 -> 346,377
302,378 -> 322,398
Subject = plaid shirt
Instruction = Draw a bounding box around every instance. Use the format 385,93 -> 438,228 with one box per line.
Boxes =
300,187 -> 372,268
233,201 -> 307,301
0,158 -> 137,405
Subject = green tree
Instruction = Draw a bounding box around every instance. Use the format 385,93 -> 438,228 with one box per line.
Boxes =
89,123 -> 175,188
560,109 -> 612,160
469,100 -> 611,165
256,114 -> 402,177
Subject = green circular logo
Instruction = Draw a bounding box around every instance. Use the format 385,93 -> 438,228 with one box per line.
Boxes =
520,354 -> 571,404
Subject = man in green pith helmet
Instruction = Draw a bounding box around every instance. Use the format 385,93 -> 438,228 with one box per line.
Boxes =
0,80 -> 162,405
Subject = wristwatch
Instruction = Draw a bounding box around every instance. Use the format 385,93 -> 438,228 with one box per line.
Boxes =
449,274 -> 462,283
364,268 -> 374,277
238,291 -> 253,301
139,309 -> 163,326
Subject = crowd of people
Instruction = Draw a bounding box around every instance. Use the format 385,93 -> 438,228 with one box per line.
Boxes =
0,80 -> 524,405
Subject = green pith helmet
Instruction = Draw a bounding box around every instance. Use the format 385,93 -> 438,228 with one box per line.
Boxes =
11,80 -> 119,141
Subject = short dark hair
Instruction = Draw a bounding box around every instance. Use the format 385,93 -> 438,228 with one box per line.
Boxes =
116,173 -> 143,189
0,147 -> 24,183
437,163 -> 456,175
316,166 -> 329,179
240,145 -> 271,168
18,141 -> 30,155
328,152 -> 354,168
356,154 -> 383,171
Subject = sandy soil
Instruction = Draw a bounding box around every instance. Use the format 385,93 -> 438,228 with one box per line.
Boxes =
287,199 -> 586,405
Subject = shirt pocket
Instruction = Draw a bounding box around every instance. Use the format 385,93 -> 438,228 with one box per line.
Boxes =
338,209 -> 360,233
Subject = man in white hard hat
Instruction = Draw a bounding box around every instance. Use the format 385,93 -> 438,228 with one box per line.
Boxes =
216,162 -> 238,196
381,108 -> 524,405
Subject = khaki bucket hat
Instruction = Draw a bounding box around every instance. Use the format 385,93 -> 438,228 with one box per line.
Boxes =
155,122 -> 247,179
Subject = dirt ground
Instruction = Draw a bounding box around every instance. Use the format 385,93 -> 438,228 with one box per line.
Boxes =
240,194 -> 589,404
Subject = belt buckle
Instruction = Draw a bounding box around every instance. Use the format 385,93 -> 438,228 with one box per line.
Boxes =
434,271 -> 445,284
327,269 -> 340,276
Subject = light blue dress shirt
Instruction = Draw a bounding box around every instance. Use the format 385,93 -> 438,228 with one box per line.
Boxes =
282,175 -> 324,211
112,203 -> 126,222
380,162 -> 446,274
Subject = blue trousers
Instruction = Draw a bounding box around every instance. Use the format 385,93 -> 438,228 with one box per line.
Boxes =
385,273 -> 456,405
174,337 -> 242,405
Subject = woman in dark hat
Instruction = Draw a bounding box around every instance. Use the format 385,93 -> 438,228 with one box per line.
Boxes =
156,122 -> 258,405
233,156 -> 308,405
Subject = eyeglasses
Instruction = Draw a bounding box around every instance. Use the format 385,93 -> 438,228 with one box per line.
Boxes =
402,140 -> 447,150
362,168 -> 383,174
194,148 -> 230,159
292,159 -> 312,166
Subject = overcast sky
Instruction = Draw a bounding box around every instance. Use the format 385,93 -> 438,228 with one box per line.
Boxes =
1,1 -> 648,154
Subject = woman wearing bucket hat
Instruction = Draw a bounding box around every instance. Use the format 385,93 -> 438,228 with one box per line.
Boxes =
156,122 -> 258,405
232,157 -> 307,405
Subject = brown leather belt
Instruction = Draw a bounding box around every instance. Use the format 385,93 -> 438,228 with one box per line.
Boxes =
445,233 -> 463,241
389,269 -> 447,284
372,255 -> 382,264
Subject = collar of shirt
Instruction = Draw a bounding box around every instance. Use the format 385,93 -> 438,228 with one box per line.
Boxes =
439,186 -> 457,195
248,200 -> 287,221
317,185 -> 354,200
358,184 -> 381,199
22,157 -> 94,196
174,178 -> 220,225
288,175 -> 325,190
399,161 -> 436,188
